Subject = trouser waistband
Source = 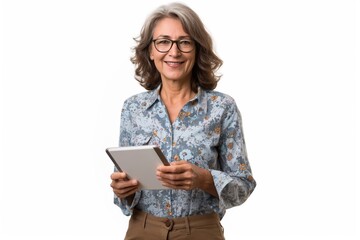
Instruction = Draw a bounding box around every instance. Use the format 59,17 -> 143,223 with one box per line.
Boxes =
131,209 -> 221,233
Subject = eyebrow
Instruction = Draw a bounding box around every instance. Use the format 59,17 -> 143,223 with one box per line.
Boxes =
154,34 -> 191,39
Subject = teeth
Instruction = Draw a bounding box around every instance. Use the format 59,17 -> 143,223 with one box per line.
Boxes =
167,61 -> 182,65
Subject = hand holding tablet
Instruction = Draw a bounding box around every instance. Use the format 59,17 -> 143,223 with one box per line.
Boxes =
106,145 -> 170,190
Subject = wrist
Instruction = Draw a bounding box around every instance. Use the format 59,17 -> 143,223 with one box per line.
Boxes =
199,168 -> 218,198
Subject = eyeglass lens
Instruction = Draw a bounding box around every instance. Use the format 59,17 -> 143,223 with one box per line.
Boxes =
154,39 -> 193,53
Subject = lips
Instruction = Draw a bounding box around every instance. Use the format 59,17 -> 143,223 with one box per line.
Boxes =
165,61 -> 184,67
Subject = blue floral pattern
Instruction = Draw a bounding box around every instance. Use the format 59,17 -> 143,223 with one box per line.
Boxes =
114,86 -> 256,219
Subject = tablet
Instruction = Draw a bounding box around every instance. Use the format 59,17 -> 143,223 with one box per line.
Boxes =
106,145 -> 170,190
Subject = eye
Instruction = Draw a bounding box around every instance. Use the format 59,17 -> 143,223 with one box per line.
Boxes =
156,39 -> 172,45
179,39 -> 192,46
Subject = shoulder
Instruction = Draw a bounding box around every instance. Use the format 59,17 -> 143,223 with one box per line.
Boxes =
203,90 -> 237,105
123,90 -> 157,113
122,90 -> 156,109
201,90 -> 242,118
124,91 -> 152,103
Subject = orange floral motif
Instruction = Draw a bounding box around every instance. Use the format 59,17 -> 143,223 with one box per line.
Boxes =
215,126 -> 221,134
239,163 -> 247,171
174,155 -> 180,161
227,142 -> 234,149
153,130 -> 158,137
179,111 -> 185,119
227,153 -> 233,161
211,96 -> 218,101
178,111 -> 191,120
247,175 -> 254,182
165,202 -> 171,216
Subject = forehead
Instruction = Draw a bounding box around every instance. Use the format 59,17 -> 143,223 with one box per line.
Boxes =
153,17 -> 189,38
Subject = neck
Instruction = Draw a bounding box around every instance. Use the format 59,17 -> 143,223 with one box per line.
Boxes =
160,85 -> 195,105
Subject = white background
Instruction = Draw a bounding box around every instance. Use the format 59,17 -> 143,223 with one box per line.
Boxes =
1,0 -> 359,239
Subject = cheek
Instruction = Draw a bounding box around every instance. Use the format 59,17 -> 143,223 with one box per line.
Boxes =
187,57 -> 196,70
150,50 -> 163,61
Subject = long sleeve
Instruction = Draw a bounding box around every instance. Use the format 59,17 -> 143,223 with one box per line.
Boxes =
113,99 -> 141,216
211,100 -> 256,210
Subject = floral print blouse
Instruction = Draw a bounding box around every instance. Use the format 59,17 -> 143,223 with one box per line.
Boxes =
114,86 -> 256,220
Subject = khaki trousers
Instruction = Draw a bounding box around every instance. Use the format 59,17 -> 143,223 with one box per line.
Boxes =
124,209 -> 225,240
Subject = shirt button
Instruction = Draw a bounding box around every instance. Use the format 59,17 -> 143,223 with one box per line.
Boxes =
165,219 -> 171,227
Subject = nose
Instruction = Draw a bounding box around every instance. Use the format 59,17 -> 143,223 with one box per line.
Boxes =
168,42 -> 181,57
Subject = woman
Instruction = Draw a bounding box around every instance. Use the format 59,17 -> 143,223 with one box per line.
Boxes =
110,2 -> 256,239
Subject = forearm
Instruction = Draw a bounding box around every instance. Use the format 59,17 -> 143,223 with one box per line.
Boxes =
198,167 -> 219,198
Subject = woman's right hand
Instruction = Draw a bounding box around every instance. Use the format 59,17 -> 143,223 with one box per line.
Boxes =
110,172 -> 139,200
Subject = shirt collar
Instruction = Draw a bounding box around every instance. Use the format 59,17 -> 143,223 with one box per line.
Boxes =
137,84 -> 160,112
143,84 -> 208,115
195,87 -> 208,115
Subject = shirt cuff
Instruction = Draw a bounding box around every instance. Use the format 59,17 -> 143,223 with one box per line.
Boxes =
210,169 -> 233,208
114,191 -> 141,216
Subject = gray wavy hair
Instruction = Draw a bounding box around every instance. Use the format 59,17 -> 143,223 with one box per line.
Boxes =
130,2 -> 223,91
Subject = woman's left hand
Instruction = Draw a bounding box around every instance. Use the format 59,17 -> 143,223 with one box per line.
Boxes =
156,161 -> 218,197
156,160 -> 201,190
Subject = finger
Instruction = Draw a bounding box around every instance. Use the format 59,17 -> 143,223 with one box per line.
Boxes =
170,160 -> 188,166
161,180 -> 193,190
110,172 -> 127,180
111,179 -> 138,189
171,179 -> 192,187
157,161 -> 188,172
114,185 -> 138,198
111,180 -> 138,197
157,170 -> 193,181
157,164 -> 189,174
157,165 -> 176,173
159,177 -> 192,187
113,185 -> 136,195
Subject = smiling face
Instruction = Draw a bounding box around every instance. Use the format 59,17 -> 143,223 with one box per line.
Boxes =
150,17 -> 196,84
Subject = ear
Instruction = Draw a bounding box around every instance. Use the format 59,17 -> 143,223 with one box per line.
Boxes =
149,50 -> 154,60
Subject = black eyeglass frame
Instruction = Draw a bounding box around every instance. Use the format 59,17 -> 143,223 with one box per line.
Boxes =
152,38 -> 195,53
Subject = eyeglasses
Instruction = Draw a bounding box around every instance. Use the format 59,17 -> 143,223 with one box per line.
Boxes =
152,38 -> 194,53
